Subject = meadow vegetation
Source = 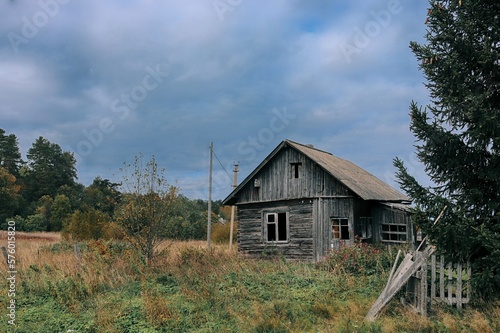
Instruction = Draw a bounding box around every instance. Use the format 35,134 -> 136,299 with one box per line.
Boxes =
0,232 -> 498,333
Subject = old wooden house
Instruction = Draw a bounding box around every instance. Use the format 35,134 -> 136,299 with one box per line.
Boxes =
222,139 -> 413,262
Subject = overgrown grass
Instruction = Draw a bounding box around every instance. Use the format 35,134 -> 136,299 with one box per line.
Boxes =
0,232 -> 498,332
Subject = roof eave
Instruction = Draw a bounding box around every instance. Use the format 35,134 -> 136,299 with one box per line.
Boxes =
222,140 -> 291,206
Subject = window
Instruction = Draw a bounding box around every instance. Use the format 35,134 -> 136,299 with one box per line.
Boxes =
290,163 -> 302,179
381,223 -> 407,243
332,218 -> 349,240
359,217 -> 372,239
265,212 -> 288,242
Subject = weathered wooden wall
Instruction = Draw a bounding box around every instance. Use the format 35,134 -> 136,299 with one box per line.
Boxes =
236,146 -> 352,203
312,197 -> 364,261
238,196 -> 378,262
372,205 -> 414,244
237,199 -> 314,261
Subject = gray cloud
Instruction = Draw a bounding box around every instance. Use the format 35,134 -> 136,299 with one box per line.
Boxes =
0,0 -> 431,199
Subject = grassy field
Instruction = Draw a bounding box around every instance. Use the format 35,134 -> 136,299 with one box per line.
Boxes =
0,232 -> 498,332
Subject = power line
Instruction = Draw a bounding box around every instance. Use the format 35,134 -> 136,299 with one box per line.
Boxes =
212,148 -> 233,183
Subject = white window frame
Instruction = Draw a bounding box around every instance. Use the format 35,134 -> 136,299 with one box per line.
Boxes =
264,212 -> 289,243
381,223 -> 407,243
332,218 -> 350,240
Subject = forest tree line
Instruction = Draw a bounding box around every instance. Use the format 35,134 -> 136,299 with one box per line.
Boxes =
0,128 -> 228,241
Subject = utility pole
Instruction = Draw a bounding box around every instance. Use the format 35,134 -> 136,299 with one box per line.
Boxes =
207,142 -> 213,250
229,162 -> 238,251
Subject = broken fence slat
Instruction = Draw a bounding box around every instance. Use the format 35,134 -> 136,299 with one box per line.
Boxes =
382,249 -> 402,295
365,252 -> 427,322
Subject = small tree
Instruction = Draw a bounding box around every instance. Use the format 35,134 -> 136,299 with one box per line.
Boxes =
50,194 -> 72,231
395,0 -> 499,299
62,208 -> 113,241
34,195 -> 53,231
82,177 -> 122,216
115,155 -> 178,264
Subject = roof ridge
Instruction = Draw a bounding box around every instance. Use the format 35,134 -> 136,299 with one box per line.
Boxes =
222,139 -> 409,205
285,139 -> 333,156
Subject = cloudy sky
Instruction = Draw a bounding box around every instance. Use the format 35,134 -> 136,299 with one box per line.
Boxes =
1,0 -> 432,200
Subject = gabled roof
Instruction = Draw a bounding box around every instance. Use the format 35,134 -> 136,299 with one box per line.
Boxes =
222,139 -> 410,205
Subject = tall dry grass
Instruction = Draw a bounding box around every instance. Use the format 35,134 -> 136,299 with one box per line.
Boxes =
0,232 -> 498,332
0,231 -> 60,270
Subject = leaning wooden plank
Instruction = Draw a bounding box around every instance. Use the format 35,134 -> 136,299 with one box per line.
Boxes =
365,252 -> 427,321
387,253 -> 416,285
382,249 -> 402,295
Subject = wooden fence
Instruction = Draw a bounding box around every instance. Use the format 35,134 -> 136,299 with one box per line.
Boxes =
367,250 -> 472,321
405,254 -> 471,313
429,255 -> 471,309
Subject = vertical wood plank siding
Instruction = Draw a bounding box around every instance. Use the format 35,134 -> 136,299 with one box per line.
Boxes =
236,147 -> 351,203
313,197 -> 357,261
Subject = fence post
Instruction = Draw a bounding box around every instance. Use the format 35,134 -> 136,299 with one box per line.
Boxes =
466,262 -> 471,303
440,256 -> 445,302
447,262 -> 453,305
1,246 -> 8,267
431,255 -> 436,304
456,262 -> 463,309
420,254 -> 428,315
74,244 -> 82,270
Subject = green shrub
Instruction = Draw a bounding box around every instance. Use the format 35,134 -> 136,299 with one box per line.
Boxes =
1,215 -> 25,230
40,242 -> 76,254
62,208 -> 117,241
210,222 -> 237,244
318,239 -> 393,276
24,214 -> 48,231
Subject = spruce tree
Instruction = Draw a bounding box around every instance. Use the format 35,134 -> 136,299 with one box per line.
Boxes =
25,137 -> 78,202
0,129 -> 22,175
395,0 -> 499,299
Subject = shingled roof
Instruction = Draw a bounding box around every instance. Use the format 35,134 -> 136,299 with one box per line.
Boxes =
223,139 -> 410,204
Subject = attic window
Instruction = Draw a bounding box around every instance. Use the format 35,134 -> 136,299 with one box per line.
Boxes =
290,163 -> 302,178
